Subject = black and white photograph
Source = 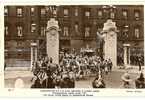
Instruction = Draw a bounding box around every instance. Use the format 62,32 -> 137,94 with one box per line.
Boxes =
4,5 -> 144,89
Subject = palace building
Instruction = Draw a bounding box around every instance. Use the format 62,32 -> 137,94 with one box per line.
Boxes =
4,5 -> 144,66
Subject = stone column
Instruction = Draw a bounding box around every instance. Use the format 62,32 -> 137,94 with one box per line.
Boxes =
46,18 -> 60,64
30,46 -> 34,69
123,46 -> 127,66
123,44 -> 130,68
30,42 -> 37,69
104,31 -> 117,67
103,19 -> 118,68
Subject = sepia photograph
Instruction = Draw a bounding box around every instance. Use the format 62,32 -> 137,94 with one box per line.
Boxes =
4,5 -> 144,89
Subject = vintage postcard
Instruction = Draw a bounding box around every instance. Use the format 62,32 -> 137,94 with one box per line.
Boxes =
0,0 -> 145,97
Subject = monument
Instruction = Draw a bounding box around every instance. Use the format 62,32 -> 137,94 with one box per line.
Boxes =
46,18 -> 60,64
103,19 -> 118,68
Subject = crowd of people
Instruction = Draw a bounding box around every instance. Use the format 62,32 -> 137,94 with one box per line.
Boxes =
117,54 -> 144,67
30,51 -> 113,88
30,50 -> 145,89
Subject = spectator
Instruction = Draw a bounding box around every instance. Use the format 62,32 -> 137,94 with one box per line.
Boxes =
92,76 -> 106,88
121,71 -> 132,88
135,73 -> 145,88
41,70 -> 55,88
108,59 -> 113,72
138,56 -> 142,71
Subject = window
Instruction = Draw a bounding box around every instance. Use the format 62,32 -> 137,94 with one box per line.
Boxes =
85,27 -> 90,37
4,7 -> 8,16
63,26 -> 69,36
17,26 -> 23,37
122,10 -> 128,19
123,25 -> 129,38
110,12 -> 115,19
98,10 -> 103,18
31,7 -> 35,16
5,26 -> 8,36
75,8 -> 78,16
85,11 -> 90,17
40,26 -> 45,36
134,11 -> 140,20
41,8 -> 46,16
135,28 -> 139,38
17,8 -> 23,17
64,9 -> 69,17
31,23 -> 36,32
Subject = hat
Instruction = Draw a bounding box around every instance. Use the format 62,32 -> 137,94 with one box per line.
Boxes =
121,73 -> 132,82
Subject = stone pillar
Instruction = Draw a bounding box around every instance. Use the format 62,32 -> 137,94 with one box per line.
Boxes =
46,18 -> 60,64
123,44 -> 130,68
103,19 -> 118,68
123,46 -> 127,66
30,42 -> 37,69
104,31 -> 117,67
30,46 -> 33,69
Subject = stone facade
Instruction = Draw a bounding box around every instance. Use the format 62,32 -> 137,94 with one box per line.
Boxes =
4,5 -> 144,66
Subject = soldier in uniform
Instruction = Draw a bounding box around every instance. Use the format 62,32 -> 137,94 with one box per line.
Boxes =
31,75 -> 42,88
41,69 -> 55,88
108,59 -> 113,72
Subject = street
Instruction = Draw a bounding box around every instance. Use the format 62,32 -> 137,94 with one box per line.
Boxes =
4,67 -> 141,88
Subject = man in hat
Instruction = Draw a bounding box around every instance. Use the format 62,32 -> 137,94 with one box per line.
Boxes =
41,69 -> 55,88
31,75 -> 42,88
121,71 -> 132,88
60,73 -> 68,88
